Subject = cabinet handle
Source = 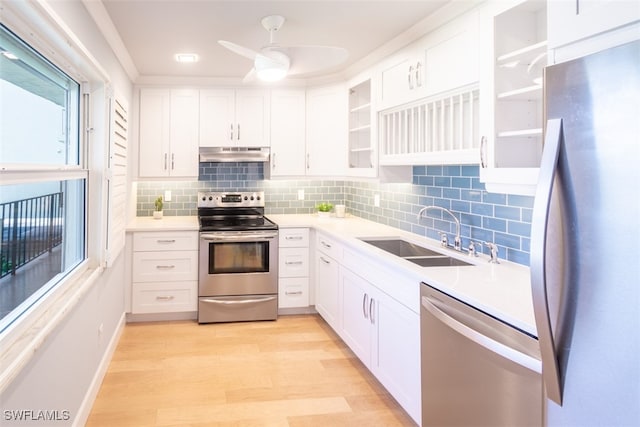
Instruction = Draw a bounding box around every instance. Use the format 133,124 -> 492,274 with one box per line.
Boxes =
285,290 -> 303,296
156,239 -> 176,243
272,152 -> 276,169
321,241 -> 332,249
164,153 -> 168,170
480,136 -> 487,168
156,295 -> 175,301
369,298 -> 375,324
171,153 -> 175,170
415,62 -> 422,88
408,64 -> 414,90
156,265 -> 175,269
362,293 -> 369,319
285,235 -> 303,240
320,256 -> 330,264
237,123 -> 240,140
306,153 -> 310,170
230,123 -> 234,140
285,261 -> 303,265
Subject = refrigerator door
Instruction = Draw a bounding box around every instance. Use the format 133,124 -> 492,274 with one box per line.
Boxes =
532,40 -> 640,425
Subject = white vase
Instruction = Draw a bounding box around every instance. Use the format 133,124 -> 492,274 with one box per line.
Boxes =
153,211 -> 163,220
317,211 -> 331,219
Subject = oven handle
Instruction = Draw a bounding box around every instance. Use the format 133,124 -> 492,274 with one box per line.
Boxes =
200,232 -> 278,242
200,296 -> 277,305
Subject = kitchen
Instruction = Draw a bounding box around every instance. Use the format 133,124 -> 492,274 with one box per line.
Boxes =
0,1 -> 638,426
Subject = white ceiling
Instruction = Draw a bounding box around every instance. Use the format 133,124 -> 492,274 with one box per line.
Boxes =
96,0 -> 457,82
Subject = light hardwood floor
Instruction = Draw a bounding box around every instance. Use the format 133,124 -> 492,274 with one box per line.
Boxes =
86,314 -> 417,426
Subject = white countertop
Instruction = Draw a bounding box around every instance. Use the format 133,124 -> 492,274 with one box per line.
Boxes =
269,213 -> 537,337
127,213 -> 537,337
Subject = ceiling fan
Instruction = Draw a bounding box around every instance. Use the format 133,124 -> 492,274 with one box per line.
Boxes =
218,15 -> 349,82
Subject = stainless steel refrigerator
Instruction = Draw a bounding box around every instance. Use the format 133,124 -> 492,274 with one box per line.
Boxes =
531,39 -> 640,426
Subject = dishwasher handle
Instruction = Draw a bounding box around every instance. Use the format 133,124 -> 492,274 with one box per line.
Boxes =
421,296 -> 541,374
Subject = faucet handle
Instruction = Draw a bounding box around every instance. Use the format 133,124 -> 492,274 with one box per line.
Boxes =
468,241 -> 479,257
439,232 -> 448,248
484,242 -> 500,264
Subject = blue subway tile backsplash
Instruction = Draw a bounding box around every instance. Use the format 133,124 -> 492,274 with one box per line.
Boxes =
136,163 -> 534,265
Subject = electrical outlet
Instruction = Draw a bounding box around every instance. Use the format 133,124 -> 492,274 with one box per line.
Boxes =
297,189 -> 305,200
164,190 -> 172,202
374,194 -> 380,207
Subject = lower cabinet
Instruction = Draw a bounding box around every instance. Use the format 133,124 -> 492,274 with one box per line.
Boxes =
131,231 -> 198,314
340,267 -> 421,424
278,228 -> 310,309
314,232 -> 342,330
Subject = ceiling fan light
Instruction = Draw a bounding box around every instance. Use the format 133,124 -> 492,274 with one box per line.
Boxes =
255,51 -> 290,82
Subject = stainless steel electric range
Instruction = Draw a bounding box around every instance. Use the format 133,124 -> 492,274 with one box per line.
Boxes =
197,191 -> 278,323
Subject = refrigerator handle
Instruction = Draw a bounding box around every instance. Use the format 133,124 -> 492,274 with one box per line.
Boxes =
530,118 -> 564,405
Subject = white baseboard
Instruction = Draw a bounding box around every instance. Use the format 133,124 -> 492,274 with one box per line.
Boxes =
73,312 -> 126,427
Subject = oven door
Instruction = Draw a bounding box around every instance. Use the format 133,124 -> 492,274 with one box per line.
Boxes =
199,230 -> 278,297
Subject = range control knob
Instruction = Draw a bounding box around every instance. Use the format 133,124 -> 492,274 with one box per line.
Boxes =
256,195 -> 261,201
244,196 -> 248,200
208,196 -> 213,201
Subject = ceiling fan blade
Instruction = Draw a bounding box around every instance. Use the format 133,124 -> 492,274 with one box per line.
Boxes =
242,68 -> 257,83
285,46 -> 349,75
218,40 -> 259,61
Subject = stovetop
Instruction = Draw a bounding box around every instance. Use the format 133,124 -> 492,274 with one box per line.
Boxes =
197,191 -> 278,232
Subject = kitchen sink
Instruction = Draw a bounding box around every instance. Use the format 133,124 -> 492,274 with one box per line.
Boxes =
360,237 -> 472,268
360,238 -> 443,257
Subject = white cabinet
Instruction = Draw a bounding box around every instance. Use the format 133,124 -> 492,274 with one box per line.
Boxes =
199,89 -> 270,148
131,231 -> 198,314
138,88 -> 199,178
347,75 -> 377,177
479,0 -> 547,196
548,0 -> 640,53
379,48 -> 426,111
278,228 -> 310,309
314,232 -> 342,330
306,84 -> 348,176
339,263 -> 421,424
270,89 -> 306,177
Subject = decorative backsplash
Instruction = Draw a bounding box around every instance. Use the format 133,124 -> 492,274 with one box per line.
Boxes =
136,163 -> 533,265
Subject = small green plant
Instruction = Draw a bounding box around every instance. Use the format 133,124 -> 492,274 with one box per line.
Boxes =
316,202 -> 333,212
154,196 -> 163,212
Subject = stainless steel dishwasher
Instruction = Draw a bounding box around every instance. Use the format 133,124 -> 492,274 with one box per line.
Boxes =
420,282 -> 543,426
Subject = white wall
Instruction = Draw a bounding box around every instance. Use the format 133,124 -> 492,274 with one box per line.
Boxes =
0,1 -> 133,425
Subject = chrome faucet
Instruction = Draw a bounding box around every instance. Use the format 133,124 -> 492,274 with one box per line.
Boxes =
484,242 -> 500,264
417,206 -> 462,251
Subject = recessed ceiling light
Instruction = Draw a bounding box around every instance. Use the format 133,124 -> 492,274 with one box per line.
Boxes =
175,53 -> 199,63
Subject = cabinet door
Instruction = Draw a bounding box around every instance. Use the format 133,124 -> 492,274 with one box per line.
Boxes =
340,267 -> 372,365
306,85 -> 347,176
548,0 -> 640,51
422,10 -> 479,97
199,89 -> 235,147
270,90 -> 306,176
371,290 -> 421,424
169,89 -> 199,177
139,88 -> 170,177
315,251 -> 341,330
235,90 -> 270,147
279,247 -> 309,278
379,54 -> 419,110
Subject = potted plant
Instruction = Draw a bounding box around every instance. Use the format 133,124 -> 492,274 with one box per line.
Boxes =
316,202 -> 333,218
153,196 -> 163,219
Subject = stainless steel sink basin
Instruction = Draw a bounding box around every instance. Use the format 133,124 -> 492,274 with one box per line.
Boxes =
360,238 -> 443,257
407,256 -> 472,267
360,237 -> 472,268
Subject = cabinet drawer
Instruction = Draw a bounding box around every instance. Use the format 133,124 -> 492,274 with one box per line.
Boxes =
279,228 -> 310,247
278,278 -> 310,308
279,247 -> 310,277
132,250 -> 198,282
132,281 -> 197,313
316,232 -> 342,260
133,231 -> 198,252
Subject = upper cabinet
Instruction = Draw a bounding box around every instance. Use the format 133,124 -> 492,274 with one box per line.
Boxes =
270,89 -> 306,177
199,89 -> 270,148
548,0 -> 640,63
305,84 -> 348,176
478,0 -> 547,196
138,88 -> 199,178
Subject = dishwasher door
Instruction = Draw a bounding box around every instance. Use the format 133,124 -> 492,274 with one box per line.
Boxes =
420,282 -> 542,427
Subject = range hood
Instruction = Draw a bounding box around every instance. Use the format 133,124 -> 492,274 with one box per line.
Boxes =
199,147 -> 270,162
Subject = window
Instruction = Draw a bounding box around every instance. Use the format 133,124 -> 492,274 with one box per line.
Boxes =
0,24 -> 86,331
